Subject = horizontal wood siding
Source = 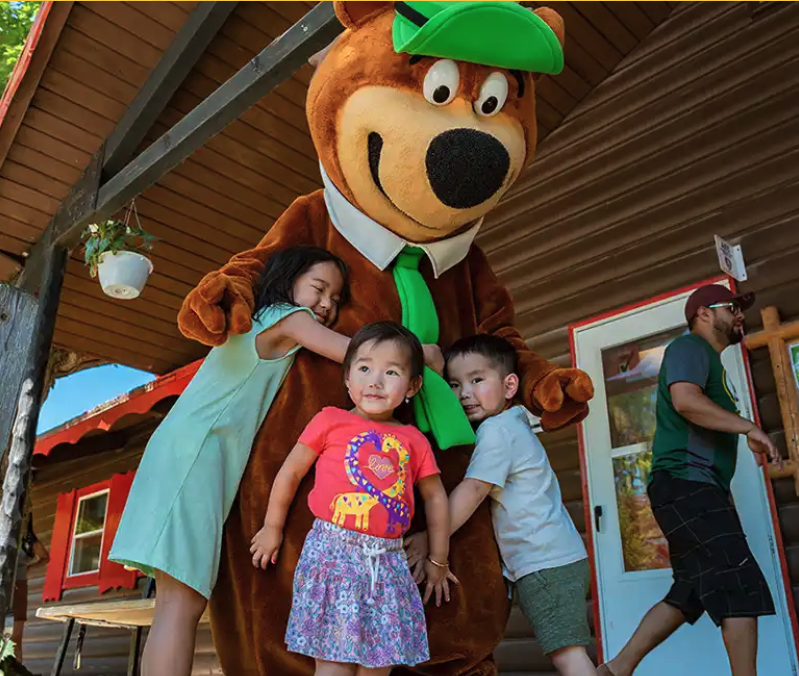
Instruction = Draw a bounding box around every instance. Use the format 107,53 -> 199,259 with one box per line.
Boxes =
0,2 -> 675,374
481,3 -> 799,673
21,424 -> 221,676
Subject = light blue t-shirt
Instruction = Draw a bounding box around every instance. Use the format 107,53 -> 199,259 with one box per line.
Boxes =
466,406 -> 587,582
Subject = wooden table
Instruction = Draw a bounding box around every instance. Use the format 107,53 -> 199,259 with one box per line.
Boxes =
35,582 -> 209,676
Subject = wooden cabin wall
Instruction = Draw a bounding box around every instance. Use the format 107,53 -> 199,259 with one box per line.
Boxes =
21,427 -> 221,676
484,2 -> 799,673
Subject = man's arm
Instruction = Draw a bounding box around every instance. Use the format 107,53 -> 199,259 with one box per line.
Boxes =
671,382 -> 781,466
671,382 -> 753,434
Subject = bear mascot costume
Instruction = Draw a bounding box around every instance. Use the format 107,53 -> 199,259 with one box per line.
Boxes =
178,2 -> 594,674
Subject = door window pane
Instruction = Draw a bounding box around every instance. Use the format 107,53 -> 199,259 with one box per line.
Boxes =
602,328 -> 687,572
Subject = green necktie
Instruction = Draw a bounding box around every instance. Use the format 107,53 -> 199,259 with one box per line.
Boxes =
393,247 -> 476,449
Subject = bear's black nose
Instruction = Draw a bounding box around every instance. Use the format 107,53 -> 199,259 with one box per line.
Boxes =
425,128 -> 510,210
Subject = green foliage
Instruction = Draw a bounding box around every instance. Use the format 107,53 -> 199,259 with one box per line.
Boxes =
82,219 -> 156,278
0,2 -> 42,93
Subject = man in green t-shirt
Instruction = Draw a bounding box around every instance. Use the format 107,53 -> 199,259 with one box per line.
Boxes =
600,285 -> 782,676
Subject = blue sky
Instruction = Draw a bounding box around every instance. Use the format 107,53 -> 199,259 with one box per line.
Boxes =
37,364 -> 156,435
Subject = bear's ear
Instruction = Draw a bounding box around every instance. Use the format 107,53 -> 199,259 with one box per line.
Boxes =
334,1 -> 393,30
533,7 -> 565,50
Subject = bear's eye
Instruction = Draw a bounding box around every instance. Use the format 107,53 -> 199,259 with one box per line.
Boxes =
474,72 -> 509,117
423,60 -> 459,107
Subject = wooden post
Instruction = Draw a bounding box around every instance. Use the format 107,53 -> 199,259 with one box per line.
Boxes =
748,307 -> 799,493
0,247 -> 67,618
0,285 -> 37,455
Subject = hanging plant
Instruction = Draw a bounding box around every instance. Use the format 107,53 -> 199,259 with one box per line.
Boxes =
82,217 -> 156,278
81,202 -> 157,300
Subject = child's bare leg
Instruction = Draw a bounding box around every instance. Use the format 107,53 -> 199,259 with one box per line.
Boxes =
315,660 -> 357,676
142,571 -> 207,676
355,667 -> 392,676
550,645 -> 597,676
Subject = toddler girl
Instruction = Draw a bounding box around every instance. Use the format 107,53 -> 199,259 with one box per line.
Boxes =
110,246 -> 353,676
250,321 -> 452,676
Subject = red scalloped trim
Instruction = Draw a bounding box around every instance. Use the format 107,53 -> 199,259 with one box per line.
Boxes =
35,360 -> 202,456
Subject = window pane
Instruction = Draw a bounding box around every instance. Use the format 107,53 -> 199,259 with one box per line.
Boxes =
602,328 -> 687,572
75,493 -> 108,535
613,447 -> 670,572
70,533 -> 103,575
602,328 -> 687,449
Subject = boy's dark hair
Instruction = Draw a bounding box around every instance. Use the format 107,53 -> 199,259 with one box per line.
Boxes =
444,334 -> 518,377
343,322 -> 425,381
254,246 -> 349,319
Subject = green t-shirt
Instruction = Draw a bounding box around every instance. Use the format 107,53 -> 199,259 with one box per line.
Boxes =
651,333 -> 740,491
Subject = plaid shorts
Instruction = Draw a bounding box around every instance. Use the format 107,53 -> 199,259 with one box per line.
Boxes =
648,471 -> 775,626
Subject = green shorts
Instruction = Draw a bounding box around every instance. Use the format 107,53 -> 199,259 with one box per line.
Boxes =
514,557 -> 591,656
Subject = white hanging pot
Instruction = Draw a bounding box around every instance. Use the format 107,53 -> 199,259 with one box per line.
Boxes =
97,251 -> 153,300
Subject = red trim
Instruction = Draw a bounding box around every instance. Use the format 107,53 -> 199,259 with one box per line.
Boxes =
42,489 -> 76,602
35,359 -> 202,457
98,471 -> 139,594
569,327 -> 604,662
569,275 -> 729,333
0,2 -> 52,128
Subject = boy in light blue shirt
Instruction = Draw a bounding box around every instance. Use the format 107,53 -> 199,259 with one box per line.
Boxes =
405,335 -> 594,676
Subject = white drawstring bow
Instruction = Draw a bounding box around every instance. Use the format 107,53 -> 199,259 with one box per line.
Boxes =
362,543 -> 387,604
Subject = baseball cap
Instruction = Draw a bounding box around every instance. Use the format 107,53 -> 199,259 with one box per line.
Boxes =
684,284 -> 755,323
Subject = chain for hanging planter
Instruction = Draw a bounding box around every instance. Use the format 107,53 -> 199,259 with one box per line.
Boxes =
81,199 -> 157,300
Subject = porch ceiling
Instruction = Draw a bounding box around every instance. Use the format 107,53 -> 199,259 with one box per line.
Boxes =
0,1 -> 676,374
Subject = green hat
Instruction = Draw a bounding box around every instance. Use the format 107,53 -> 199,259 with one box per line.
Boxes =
392,1 -> 564,75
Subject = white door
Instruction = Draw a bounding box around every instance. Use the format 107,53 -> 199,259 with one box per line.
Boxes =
572,283 -> 798,676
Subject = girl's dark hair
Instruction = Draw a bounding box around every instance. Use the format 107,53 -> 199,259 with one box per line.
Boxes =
343,322 -> 425,381
253,246 -> 349,318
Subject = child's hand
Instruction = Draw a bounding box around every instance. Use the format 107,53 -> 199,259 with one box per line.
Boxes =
422,344 -> 445,376
422,560 -> 459,607
250,525 -> 283,569
404,531 -> 429,583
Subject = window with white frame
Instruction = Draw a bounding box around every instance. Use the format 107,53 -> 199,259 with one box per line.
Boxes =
67,489 -> 109,577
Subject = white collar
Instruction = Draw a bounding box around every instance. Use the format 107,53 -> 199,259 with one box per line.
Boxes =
321,164 -> 481,279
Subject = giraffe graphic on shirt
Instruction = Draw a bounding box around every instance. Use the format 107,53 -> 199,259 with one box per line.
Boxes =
329,431 -> 411,535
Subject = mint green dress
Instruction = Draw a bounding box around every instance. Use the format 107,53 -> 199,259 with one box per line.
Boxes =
109,304 -> 313,599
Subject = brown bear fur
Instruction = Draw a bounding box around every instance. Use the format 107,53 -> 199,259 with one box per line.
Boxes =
178,3 -> 592,674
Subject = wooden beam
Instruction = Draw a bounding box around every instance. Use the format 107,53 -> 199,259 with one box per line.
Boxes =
18,2 -> 341,291
0,247 -> 66,620
16,150 -> 103,293
95,1 -> 341,221
745,317 -> 799,350
761,307 -> 799,494
102,1 -> 239,178
0,2 -> 74,170
0,284 -> 37,456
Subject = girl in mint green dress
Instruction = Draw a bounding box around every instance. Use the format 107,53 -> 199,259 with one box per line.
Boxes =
109,247 -> 351,676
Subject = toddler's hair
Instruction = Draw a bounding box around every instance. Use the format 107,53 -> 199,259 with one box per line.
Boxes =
343,322 -> 425,381
444,334 -> 517,378
254,246 -> 349,319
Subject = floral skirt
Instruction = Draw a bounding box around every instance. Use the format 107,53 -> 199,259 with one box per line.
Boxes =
285,519 -> 429,668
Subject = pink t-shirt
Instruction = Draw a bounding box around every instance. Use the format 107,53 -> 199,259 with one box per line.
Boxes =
299,407 -> 439,539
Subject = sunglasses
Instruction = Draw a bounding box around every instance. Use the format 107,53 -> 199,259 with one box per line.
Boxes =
708,301 -> 742,315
